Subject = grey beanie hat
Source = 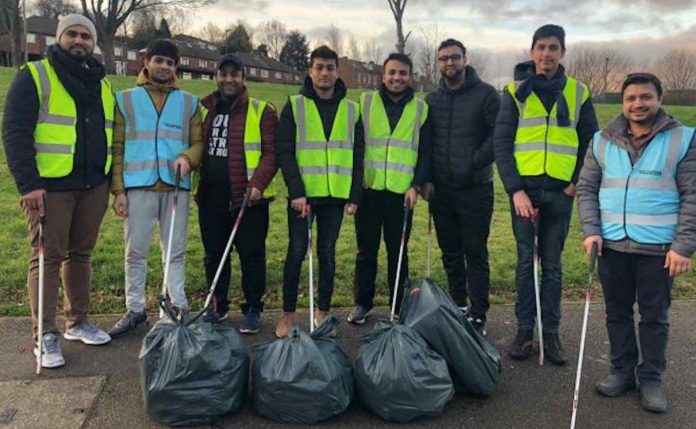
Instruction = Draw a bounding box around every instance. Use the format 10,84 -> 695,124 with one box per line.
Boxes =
56,14 -> 98,45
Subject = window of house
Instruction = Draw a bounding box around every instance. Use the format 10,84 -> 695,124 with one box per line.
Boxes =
127,51 -> 136,61
181,57 -> 189,66
45,36 -> 55,46
249,67 -> 257,76
260,69 -> 269,78
275,72 -> 282,79
27,33 -> 36,43
114,46 -> 122,57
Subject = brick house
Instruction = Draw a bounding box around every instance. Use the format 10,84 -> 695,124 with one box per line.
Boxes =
339,57 -> 383,89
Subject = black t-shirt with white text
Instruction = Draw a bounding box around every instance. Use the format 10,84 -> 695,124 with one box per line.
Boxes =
202,101 -> 231,208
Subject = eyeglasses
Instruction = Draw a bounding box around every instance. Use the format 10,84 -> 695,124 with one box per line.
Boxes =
437,54 -> 462,63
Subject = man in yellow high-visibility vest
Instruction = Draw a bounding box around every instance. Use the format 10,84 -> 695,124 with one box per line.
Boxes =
275,46 -> 365,338
2,14 -> 114,368
494,24 -> 599,365
195,54 -> 278,334
347,53 -> 431,325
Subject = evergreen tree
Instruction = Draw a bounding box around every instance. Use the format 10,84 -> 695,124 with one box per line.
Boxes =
280,30 -> 310,71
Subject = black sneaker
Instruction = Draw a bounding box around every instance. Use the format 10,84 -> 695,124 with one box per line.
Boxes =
239,308 -> 261,334
543,332 -> 568,365
509,328 -> 534,360
202,307 -> 227,324
347,305 -> 371,325
108,311 -> 147,338
470,317 -> 487,336
640,383 -> 667,413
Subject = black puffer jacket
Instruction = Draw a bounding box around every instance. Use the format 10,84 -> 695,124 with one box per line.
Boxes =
425,66 -> 500,189
276,76 -> 365,205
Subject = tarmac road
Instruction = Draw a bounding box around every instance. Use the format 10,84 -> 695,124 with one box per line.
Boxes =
1,303 -> 694,428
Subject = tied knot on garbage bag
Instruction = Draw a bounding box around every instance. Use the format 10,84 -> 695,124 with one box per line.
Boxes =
251,316 -> 354,424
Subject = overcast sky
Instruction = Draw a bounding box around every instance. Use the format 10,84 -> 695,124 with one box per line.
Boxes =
194,0 -> 696,55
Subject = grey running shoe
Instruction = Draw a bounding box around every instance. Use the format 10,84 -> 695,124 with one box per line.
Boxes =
63,322 -> 111,345
34,333 -> 65,368
347,305 -> 371,325
108,311 -> 147,338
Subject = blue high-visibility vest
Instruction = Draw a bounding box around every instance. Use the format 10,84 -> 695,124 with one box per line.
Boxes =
116,87 -> 198,190
595,126 -> 695,244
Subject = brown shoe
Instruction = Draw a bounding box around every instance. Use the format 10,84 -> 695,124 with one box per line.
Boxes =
314,310 -> 337,338
275,312 -> 296,338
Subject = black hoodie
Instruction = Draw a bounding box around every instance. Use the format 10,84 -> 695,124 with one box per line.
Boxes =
276,76 -> 365,205
493,62 -> 599,195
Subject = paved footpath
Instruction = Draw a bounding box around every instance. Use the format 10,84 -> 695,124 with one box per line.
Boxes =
1,303 -> 695,429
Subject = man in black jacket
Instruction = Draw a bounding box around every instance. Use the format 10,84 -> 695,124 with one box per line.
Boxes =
2,14 -> 113,369
275,46 -> 365,337
494,24 -> 599,365
422,39 -> 500,334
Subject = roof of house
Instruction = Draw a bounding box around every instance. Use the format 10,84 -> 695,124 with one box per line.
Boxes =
231,51 -> 301,75
172,34 -> 221,61
341,56 -> 383,74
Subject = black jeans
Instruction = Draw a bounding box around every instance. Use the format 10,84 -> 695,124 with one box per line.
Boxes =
599,249 -> 673,385
198,203 -> 269,315
511,189 -> 573,333
431,182 -> 493,319
282,203 -> 344,312
353,189 -> 412,312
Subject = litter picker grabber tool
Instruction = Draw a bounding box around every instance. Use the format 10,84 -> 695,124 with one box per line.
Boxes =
570,242 -> 599,429
532,208 -> 544,365
426,206 -> 433,278
159,167 -> 181,319
390,199 -> 411,322
36,215 -> 45,375
187,189 -> 252,326
307,205 -> 316,332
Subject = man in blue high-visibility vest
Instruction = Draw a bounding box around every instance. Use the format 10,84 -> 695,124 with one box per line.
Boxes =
577,73 -> 696,413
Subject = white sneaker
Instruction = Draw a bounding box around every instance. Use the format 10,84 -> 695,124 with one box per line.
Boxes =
34,333 -> 65,368
63,322 -> 111,345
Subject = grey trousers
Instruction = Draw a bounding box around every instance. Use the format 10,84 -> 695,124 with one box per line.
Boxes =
124,189 -> 189,312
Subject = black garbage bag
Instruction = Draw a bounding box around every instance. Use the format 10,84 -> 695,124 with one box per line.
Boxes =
139,308 -> 249,427
252,316 -> 353,424
400,278 -> 502,396
354,320 -> 454,422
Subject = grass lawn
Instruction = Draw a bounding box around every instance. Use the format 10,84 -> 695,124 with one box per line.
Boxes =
1,66 -> 695,316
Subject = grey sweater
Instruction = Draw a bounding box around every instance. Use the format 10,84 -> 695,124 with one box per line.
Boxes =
576,110 -> 696,257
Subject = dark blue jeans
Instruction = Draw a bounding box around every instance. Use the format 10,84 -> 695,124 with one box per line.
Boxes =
511,189 -> 573,333
599,249 -> 672,385
282,203 -> 344,312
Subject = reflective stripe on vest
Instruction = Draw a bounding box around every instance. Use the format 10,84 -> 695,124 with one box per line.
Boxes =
244,97 -> 276,198
116,87 -> 198,190
361,91 -> 427,194
508,76 -> 588,181
25,59 -> 114,178
595,126 -> 695,244
291,95 -> 357,199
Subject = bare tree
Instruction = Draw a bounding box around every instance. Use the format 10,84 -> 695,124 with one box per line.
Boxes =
417,23 -> 439,87
0,0 -> 22,66
346,33 -> 361,60
363,37 -> 382,64
467,48 -> 492,81
657,49 -> 696,91
387,0 -> 410,54
80,0 -> 210,73
565,46 -> 633,96
256,19 -> 287,60
196,21 -> 225,47
324,23 -> 343,56
34,0 -> 79,19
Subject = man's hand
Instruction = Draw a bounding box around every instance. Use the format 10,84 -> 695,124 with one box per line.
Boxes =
21,189 -> 47,216
249,187 -> 262,203
513,190 -> 534,219
583,235 -> 603,257
420,182 -> 434,201
405,187 -> 418,209
345,203 -> 358,215
664,250 -> 692,277
563,183 -> 577,197
173,156 -> 191,178
291,197 -> 308,217
113,193 -> 128,218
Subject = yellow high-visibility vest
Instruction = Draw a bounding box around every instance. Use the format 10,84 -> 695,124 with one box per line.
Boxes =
25,58 -> 114,178
507,76 -> 589,181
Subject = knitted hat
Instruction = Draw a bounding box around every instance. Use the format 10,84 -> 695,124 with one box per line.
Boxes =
146,39 -> 180,64
56,14 -> 97,45
532,24 -> 566,51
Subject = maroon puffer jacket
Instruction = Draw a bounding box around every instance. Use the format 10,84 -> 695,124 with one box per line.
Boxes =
197,88 -> 278,209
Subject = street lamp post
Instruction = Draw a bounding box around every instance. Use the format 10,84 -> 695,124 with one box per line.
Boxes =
603,57 -> 609,103
22,0 -> 28,64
